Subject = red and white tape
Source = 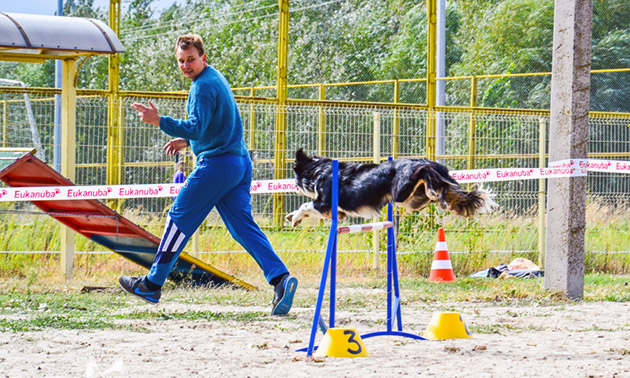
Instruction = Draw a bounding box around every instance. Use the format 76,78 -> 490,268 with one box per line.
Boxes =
0,159 -> 628,202
452,158 -> 630,184
337,221 -> 393,234
452,159 -> 587,184
248,179 -> 296,194
0,179 -> 297,202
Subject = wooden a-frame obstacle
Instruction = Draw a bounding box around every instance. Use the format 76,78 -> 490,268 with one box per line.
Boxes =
300,159 -> 425,358
0,149 -> 255,290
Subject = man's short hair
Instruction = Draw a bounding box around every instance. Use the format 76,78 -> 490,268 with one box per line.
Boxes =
176,34 -> 205,56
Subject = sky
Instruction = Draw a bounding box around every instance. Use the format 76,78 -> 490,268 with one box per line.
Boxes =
0,0 -> 185,16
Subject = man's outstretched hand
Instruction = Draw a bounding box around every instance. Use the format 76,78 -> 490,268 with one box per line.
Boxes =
130,100 -> 161,126
163,138 -> 188,156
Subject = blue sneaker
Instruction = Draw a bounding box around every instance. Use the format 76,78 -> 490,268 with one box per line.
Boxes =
271,274 -> 298,315
119,276 -> 161,304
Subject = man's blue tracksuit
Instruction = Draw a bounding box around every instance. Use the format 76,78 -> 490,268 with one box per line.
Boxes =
146,65 -> 288,286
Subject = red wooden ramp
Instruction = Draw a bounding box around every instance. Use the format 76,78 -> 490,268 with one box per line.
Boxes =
0,149 -> 255,290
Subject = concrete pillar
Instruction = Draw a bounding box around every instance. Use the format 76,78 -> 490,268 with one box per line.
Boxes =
545,0 -> 592,299
60,57 -> 77,280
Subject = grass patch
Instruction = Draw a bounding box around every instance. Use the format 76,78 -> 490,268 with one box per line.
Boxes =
0,273 -> 628,333
606,348 -> 630,356
0,315 -> 121,332
468,323 -> 545,335
2,202 -> 630,282
468,323 -> 511,335
115,309 -> 271,322
0,290 -> 273,332
0,291 -> 129,314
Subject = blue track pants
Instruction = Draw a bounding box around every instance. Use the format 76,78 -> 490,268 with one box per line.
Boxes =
147,153 -> 288,286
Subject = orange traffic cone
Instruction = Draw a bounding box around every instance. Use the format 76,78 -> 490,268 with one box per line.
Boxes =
429,228 -> 455,282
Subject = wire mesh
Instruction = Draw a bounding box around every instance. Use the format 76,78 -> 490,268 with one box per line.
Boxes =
1,0 -> 630,256
1,90 -> 629,254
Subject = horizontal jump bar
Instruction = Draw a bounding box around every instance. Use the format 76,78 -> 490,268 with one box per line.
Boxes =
337,221 -> 393,234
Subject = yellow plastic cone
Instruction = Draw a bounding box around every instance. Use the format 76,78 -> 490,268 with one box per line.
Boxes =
423,312 -> 472,340
313,328 -> 370,358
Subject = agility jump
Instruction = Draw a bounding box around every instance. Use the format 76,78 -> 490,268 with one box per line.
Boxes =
302,159 -> 426,358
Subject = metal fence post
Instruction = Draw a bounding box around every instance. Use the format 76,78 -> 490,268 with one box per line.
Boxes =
392,80 -> 400,159
248,88 -> 256,151
426,0 -> 437,161
273,0 -> 289,228
1,101 -> 6,147
318,85 -> 325,155
373,112 -> 381,270
538,118 -> 547,268
106,0 -> 123,212
468,76 -> 478,172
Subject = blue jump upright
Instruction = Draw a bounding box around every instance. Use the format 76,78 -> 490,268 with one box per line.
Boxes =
303,159 -> 424,357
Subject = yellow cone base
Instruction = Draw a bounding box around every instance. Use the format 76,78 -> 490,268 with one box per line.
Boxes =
423,312 -> 472,340
313,328 -> 370,358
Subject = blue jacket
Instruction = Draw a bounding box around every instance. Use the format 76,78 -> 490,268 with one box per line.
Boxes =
159,66 -> 247,158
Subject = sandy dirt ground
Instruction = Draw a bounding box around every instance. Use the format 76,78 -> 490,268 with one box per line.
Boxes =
1,292 -> 629,378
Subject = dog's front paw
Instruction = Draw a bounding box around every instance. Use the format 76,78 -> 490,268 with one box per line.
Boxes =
285,210 -> 303,227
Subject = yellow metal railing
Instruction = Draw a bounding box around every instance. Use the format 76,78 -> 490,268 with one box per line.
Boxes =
273,0 -> 290,227
3,0 -> 630,271
106,0 -> 123,211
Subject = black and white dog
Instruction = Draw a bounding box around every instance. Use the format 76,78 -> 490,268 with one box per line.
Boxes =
285,148 -> 497,226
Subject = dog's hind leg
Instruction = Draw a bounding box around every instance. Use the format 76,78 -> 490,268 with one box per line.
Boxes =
422,170 -> 443,202
421,164 -> 466,211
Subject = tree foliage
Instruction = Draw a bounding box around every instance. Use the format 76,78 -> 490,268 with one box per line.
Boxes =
1,0 -> 628,112
0,0 -> 628,209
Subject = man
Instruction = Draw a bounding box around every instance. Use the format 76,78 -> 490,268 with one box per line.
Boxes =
119,34 -> 297,316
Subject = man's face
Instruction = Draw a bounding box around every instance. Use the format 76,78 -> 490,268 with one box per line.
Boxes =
176,46 -> 206,80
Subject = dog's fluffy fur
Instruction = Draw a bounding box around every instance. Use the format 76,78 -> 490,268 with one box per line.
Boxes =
285,148 -> 497,226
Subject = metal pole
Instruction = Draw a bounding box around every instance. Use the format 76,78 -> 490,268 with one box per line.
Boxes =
54,0 -> 63,172
329,161 -> 338,329
426,0 -> 437,160
318,85 -> 325,155
273,0 -> 289,227
392,80 -> 400,159
538,118 -> 546,268
435,0 -> 446,162
306,160 -> 339,357
467,77 -> 478,172
106,0 -> 123,211
248,88 -> 256,151
372,112 -> 381,270
1,101 -> 6,147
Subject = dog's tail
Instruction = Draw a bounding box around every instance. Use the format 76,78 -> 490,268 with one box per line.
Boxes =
444,186 -> 498,217
412,162 -> 498,217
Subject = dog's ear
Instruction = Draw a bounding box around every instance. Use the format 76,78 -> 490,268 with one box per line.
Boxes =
296,147 -> 310,162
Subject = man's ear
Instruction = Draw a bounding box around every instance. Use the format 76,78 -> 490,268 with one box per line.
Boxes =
202,54 -> 207,64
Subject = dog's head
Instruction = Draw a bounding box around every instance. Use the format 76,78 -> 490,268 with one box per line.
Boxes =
293,148 -> 330,199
